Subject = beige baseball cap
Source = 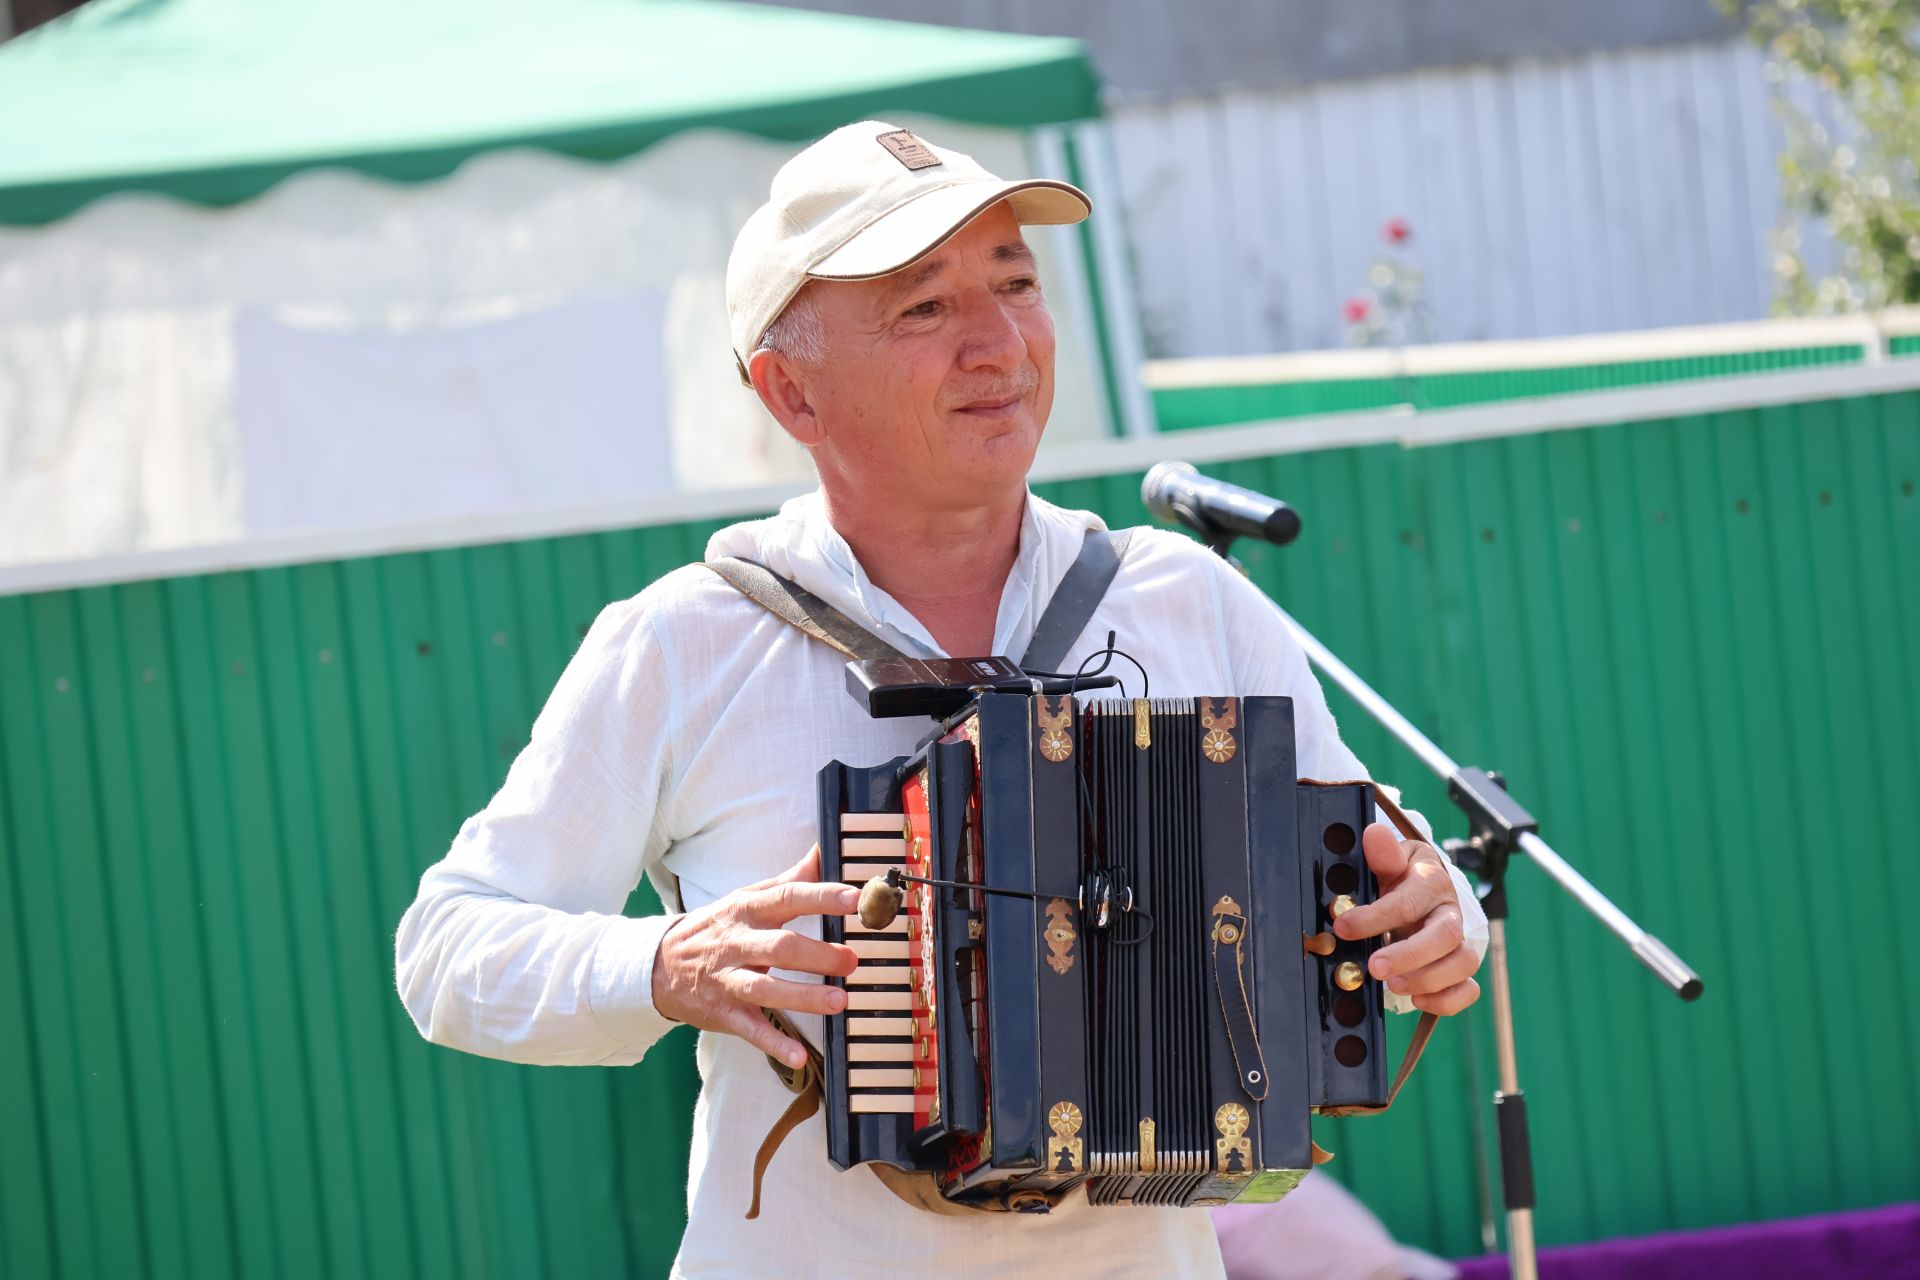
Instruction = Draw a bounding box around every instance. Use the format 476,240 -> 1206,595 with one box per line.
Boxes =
726,120 -> 1091,383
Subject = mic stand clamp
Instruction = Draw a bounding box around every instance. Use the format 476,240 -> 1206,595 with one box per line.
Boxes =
1441,768 -> 1535,920
1172,500 -> 1242,560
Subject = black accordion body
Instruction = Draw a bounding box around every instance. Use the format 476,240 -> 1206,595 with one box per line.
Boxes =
816,691 -> 1389,1211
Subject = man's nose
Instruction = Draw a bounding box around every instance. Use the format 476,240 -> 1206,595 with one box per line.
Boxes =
954,288 -> 1026,371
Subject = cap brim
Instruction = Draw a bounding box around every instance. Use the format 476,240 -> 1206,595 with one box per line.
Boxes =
808,179 -> 1090,281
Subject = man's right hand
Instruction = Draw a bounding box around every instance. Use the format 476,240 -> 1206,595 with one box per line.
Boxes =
650,845 -> 859,1069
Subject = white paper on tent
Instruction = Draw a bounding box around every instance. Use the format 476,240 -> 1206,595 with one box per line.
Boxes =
232,294 -> 673,537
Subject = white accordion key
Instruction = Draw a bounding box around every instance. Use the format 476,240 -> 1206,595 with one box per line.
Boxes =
840,836 -> 907,863
848,938 -> 909,961
840,812 -> 905,833
847,1041 -> 913,1062
846,965 -> 911,988
846,990 -> 912,1011
843,918 -> 908,937
848,1068 -> 917,1089
846,1016 -> 910,1037
848,1094 -> 916,1114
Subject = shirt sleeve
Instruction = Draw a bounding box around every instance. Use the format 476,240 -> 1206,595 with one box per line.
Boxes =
1208,553 -> 1491,1010
394,592 -> 683,1067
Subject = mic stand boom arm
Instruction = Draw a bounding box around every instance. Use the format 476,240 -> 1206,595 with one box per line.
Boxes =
1279,612 -> 1703,1001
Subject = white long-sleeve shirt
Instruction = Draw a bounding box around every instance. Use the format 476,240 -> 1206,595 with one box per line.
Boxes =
395,490 -> 1488,1279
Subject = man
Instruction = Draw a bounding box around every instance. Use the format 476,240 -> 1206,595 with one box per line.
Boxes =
396,121 -> 1488,1278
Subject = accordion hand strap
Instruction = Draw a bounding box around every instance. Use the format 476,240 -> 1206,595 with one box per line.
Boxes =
1210,898 -> 1271,1101
745,1011 -> 1064,1218
746,1010 -> 824,1220
1313,781 -> 1442,1120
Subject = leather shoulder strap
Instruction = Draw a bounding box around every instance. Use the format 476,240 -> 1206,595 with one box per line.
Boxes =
703,557 -> 905,663
1020,528 -> 1133,674
709,528 -> 1133,677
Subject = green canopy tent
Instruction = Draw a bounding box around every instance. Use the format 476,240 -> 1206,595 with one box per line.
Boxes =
0,0 -> 1151,572
0,0 -> 1101,225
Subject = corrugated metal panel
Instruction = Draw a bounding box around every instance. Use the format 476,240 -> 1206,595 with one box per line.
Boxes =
1151,344 -> 1865,431
3,390 -> 1916,1271
1110,40 -> 1806,358
752,0 -> 1738,103
1044,388 -> 1920,1252
0,527 -> 715,1278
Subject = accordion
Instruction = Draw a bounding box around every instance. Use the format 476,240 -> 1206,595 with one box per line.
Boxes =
816,691 -> 1390,1211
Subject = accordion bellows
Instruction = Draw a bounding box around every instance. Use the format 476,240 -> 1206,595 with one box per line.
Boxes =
817,693 -> 1388,1211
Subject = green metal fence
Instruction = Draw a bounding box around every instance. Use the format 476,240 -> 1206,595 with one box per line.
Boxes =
3,385 -> 1916,1275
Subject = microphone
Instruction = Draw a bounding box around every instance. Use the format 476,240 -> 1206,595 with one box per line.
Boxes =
1141,461 -> 1302,547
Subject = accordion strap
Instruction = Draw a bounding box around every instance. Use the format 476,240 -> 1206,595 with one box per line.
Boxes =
704,526 -> 1132,671
1020,528 -> 1133,672
746,1009 -> 822,1220
745,1011 -> 1065,1219
704,557 -> 904,663
1210,898 -> 1270,1101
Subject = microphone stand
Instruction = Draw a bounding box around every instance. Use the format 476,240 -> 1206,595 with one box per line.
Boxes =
1183,512 -> 1702,1280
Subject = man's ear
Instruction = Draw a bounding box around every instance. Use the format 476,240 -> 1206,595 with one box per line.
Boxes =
748,348 -> 824,447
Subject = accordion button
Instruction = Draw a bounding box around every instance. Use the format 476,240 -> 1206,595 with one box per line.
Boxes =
1334,960 -> 1366,992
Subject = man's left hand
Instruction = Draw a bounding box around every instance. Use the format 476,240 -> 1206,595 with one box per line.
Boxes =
1331,823 -> 1482,1016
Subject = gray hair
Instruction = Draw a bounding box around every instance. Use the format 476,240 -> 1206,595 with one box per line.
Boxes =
755,287 -> 826,366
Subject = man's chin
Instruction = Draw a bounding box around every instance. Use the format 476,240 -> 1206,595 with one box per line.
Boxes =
949,404 -> 1044,441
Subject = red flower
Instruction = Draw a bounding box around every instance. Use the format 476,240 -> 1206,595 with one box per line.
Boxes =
1383,217 -> 1412,246
1343,295 -> 1372,324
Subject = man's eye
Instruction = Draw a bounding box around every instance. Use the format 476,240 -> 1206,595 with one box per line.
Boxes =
1006,277 -> 1039,293
903,299 -> 942,319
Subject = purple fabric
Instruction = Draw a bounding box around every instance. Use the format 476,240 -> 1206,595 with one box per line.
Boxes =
1453,1204 -> 1920,1280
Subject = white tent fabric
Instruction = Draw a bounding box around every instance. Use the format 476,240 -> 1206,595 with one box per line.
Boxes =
233,295 -> 674,534
0,121 -> 1108,569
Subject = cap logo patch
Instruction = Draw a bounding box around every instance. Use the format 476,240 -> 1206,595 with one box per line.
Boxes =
877,130 -> 942,171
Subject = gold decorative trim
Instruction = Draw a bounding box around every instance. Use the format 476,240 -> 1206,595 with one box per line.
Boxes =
1139,1117 -> 1157,1172
1216,1103 -> 1253,1176
1200,697 -> 1238,763
1047,1101 -> 1084,1175
1036,695 -> 1073,763
1133,698 -> 1151,749
1043,899 -> 1077,975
